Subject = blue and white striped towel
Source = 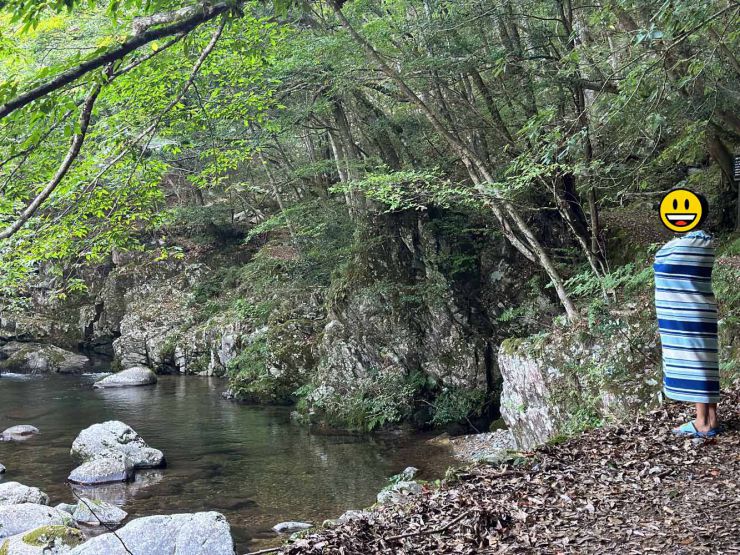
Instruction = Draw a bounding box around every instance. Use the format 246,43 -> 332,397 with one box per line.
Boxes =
654,230 -> 719,403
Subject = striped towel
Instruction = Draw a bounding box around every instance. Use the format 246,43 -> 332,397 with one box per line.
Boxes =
654,230 -> 719,403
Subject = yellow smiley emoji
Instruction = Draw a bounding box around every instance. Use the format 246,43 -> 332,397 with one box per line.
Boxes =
659,189 -> 704,233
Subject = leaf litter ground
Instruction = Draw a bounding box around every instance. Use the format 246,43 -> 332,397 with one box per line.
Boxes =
280,383 -> 740,554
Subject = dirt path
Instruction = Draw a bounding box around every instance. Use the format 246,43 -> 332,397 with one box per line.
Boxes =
281,383 -> 740,554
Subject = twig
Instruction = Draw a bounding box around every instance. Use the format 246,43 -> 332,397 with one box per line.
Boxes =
244,548 -> 283,555
383,509 -> 474,541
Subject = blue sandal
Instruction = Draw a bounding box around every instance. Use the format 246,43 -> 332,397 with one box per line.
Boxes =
672,421 -> 719,438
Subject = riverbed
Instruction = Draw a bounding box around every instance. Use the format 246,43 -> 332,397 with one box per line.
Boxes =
0,373 -> 455,552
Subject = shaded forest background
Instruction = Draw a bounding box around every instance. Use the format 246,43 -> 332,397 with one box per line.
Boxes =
1,0 -> 738,431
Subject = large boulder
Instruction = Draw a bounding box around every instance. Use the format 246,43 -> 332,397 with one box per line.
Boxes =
92,367 -> 157,389
0,483 -> 49,506
0,525 -> 84,555
70,421 -> 165,469
67,454 -> 134,486
0,342 -> 88,374
498,314 -> 661,450
68,512 -> 235,555
1,426 -> 39,442
72,498 -> 127,526
68,422 -> 164,485
0,504 -> 73,539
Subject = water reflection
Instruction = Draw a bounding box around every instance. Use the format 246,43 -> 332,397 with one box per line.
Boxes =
0,374 -> 454,551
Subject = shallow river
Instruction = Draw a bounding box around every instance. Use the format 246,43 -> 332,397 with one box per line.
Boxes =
0,373 -> 455,552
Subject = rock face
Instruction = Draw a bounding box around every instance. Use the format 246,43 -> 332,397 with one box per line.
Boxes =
0,483 -> 49,506
0,504 -> 73,539
92,367 -> 157,388
0,342 -> 88,374
498,313 -> 662,450
68,512 -> 235,555
0,525 -> 84,555
72,498 -> 127,525
1,426 -> 39,442
68,421 -> 164,485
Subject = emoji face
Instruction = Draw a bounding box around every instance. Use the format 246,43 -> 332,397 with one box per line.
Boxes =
659,189 -> 703,233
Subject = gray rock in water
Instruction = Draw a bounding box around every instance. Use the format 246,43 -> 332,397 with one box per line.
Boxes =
0,525 -> 85,554
0,342 -> 88,374
376,480 -> 423,505
54,503 -> 77,515
272,521 -> 313,534
1,426 -> 39,442
67,453 -> 134,485
0,504 -> 73,539
398,466 -> 418,481
0,463 -> 5,473
72,498 -> 127,525
68,512 -> 235,555
70,421 -> 165,469
0,483 -> 49,506
93,367 -> 157,389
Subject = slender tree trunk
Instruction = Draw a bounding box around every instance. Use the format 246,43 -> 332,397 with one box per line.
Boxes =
329,2 -> 580,321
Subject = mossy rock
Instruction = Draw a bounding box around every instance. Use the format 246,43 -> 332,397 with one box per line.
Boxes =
21,525 -> 84,547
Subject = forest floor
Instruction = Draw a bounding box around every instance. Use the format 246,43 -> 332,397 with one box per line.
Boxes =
279,383 -> 740,554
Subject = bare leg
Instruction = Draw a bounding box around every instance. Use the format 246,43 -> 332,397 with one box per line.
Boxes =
708,403 -> 718,429
693,403 -> 718,433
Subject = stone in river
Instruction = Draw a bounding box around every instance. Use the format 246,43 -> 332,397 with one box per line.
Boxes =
72,498 -> 127,526
67,454 -> 135,485
70,421 -> 165,469
0,464 -> 5,474
68,512 -> 235,555
54,503 -> 77,515
1,426 -> 39,442
0,483 -> 49,506
0,342 -> 89,374
0,504 -> 73,539
92,366 -> 157,389
272,521 -> 313,533
0,525 -> 84,554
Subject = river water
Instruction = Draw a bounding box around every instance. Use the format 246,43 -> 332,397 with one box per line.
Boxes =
0,373 -> 455,552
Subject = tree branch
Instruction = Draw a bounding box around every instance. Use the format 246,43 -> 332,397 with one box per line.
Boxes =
0,2 -> 233,122
0,82 -> 102,240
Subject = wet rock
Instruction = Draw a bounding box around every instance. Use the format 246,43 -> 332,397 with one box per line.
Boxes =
92,367 -> 157,388
0,504 -> 73,539
67,453 -> 134,485
72,498 -> 127,526
69,470 -> 164,507
0,464 -> 5,473
0,525 -> 84,554
68,512 -> 235,555
376,481 -> 423,505
54,504 -> 77,516
272,522 -> 312,534
0,483 -> 49,506
398,466 -> 418,481
0,342 -> 88,374
70,421 -> 165,469
1,426 -> 39,442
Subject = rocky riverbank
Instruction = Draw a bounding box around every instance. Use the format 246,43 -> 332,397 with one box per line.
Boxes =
278,382 -> 740,554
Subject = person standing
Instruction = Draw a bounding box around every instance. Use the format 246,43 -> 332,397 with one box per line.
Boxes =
654,191 -> 720,438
